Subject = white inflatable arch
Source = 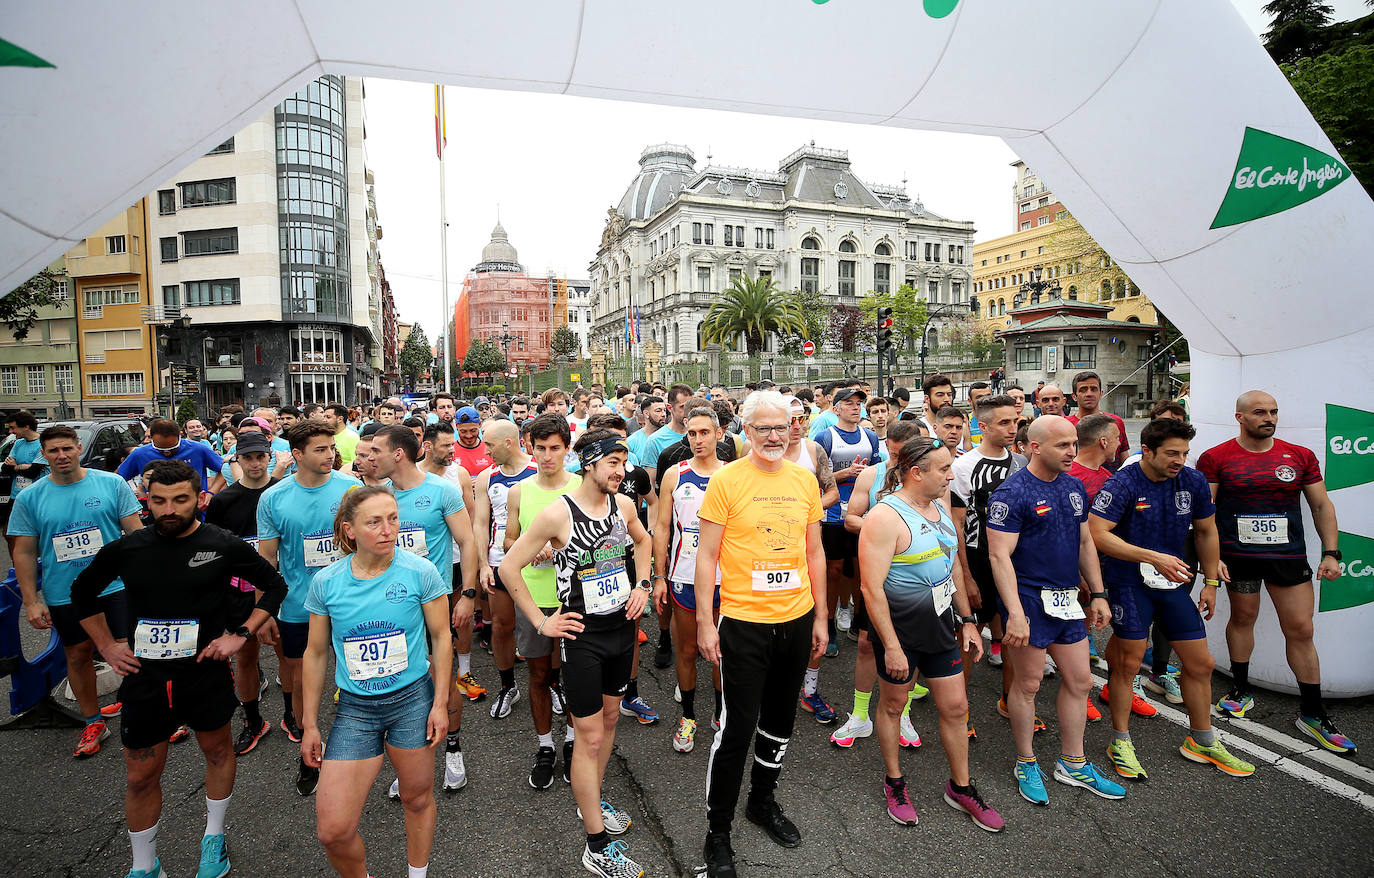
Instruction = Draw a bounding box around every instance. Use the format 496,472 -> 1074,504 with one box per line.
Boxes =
3,0 -> 1371,693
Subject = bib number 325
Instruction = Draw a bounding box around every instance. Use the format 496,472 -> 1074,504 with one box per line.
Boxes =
1040,588 -> 1085,621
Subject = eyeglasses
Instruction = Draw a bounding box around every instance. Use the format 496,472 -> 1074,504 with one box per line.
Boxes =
748,424 -> 790,436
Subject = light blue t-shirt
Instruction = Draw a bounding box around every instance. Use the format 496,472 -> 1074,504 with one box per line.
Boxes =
9,437 -> 46,497
636,426 -> 685,470
7,469 -> 141,605
257,470 -> 361,623
303,549 -> 447,696
394,473 -> 465,588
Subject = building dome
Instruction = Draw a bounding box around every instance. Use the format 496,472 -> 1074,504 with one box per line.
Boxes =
474,220 -> 524,272
616,143 -> 695,222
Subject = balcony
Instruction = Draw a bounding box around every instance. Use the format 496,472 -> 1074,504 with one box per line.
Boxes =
142,305 -> 182,324
84,353 -> 105,364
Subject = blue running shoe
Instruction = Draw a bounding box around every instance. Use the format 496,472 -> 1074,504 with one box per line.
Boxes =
1297,715 -> 1357,754
619,696 -> 659,725
196,834 -> 230,878
126,859 -> 166,878
800,690 -> 836,724
1014,760 -> 1049,805
1053,758 -> 1127,800
1215,689 -> 1254,719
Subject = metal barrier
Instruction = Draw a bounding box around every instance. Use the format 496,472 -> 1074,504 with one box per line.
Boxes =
0,568 -> 82,728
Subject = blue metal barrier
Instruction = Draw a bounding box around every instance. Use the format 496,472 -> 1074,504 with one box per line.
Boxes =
0,568 -> 82,727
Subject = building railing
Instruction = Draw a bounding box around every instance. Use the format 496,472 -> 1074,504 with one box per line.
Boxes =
141,305 -> 181,323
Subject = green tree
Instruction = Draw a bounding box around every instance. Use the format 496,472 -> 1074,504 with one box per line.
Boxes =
1263,0 -> 1336,63
700,274 -> 806,357
775,288 -> 831,356
398,324 -> 432,390
857,284 -> 929,352
550,325 -> 580,359
2,267 -> 62,341
1283,44 -> 1374,198
176,398 -> 199,424
462,338 -> 506,377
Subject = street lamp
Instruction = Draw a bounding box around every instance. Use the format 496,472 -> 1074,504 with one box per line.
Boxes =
918,297 -> 979,388
1017,266 -> 1062,307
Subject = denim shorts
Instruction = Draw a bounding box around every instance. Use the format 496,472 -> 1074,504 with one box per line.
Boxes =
324,675 -> 435,761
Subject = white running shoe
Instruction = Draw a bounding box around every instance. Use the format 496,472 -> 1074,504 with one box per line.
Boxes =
444,749 -> 468,791
577,799 -> 633,835
836,604 -> 853,632
899,713 -> 922,749
829,713 -> 874,748
673,684 -> 682,704
1043,656 -> 1058,678
387,777 -> 400,799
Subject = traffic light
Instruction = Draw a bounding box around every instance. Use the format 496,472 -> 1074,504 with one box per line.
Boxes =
877,307 -> 894,356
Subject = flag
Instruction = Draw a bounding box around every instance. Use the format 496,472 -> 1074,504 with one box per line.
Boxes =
632,306 -> 642,344
625,309 -> 632,348
434,85 -> 446,158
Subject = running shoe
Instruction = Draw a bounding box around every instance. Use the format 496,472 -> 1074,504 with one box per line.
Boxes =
581,839 -> 643,878
1089,639 -> 1109,671
281,716 -> 304,743
712,714 -> 722,732
883,777 -> 919,826
899,714 -> 922,749
836,604 -> 853,632
551,684 -> 568,716
703,831 -> 735,878
196,833 -> 229,878
997,696 -> 1047,731
577,799 -> 632,835
1214,688 -> 1254,719
125,858 -> 166,878
674,717 -> 698,753
637,628 -> 648,645
1086,697 -> 1102,723
388,778 -> 400,799
295,758 -> 319,796
444,747 -> 468,791
1296,715 -> 1358,754
1143,671 -> 1183,704
988,641 -> 1003,667
1013,760 -> 1049,805
744,796 -> 801,847
673,684 -> 682,703
800,690 -> 836,724
966,713 -> 977,740
479,633 -> 492,654
825,637 -> 839,658
563,739 -> 574,784
1180,735 -> 1256,776
169,725 -> 190,744
457,672 -> 487,702
620,696 -> 659,725
1043,656 -> 1057,678
233,718 -> 271,756
653,637 -> 673,669
829,713 -> 873,748
943,781 -> 1005,832
1099,681 -> 1158,717
529,746 -> 557,789
100,701 -> 123,718
1053,758 -> 1127,799
490,685 -> 521,719
1107,738 -> 1148,781
74,720 -> 109,758
909,680 -> 929,701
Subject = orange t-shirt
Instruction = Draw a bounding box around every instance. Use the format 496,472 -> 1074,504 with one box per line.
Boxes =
698,457 -> 822,624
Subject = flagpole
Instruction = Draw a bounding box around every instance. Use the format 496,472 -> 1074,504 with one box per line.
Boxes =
437,85 -> 452,393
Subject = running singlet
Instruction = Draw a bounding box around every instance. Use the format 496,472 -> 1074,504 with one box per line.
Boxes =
877,494 -> 959,652
1197,438 -> 1321,560
815,424 -> 881,524
517,474 -> 581,608
697,457 -> 822,625
7,469 -> 141,605
485,462 -> 538,567
986,467 -> 1089,591
256,470 -> 361,623
1091,464 -> 1215,589
1069,461 -> 1112,501
668,462 -> 720,586
949,448 -> 1026,557
554,495 -> 634,630
393,473 -> 465,588
867,460 -> 888,511
452,442 -> 495,478
303,549 -> 447,696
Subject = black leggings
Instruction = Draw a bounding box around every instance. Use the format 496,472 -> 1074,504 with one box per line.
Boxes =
705,613 -> 812,833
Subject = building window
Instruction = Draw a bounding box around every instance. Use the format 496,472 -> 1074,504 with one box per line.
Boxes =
281,222 -> 343,267
723,225 -> 733,247
927,279 -> 940,303
1020,221 -> 1031,231
925,242 -> 941,262
671,227 -> 679,247
728,268 -> 742,287
692,222 -> 702,244
87,371 -> 146,396
702,224 -> 714,245
291,328 -> 344,366
183,279 -> 241,307
54,364 -> 73,393
1020,202 -> 1032,213
106,235 -> 127,255
801,236 -> 819,251
755,228 -> 764,248
206,137 -> 235,155
874,262 -> 891,295
158,190 -> 176,215
204,336 -> 243,367
83,286 -> 139,314
291,374 -> 344,405
906,241 -> 918,260
184,228 -> 239,257
1129,281 -> 1140,297
1064,344 -> 1097,368
162,285 -> 180,312
800,257 -> 819,294
179,178 -> 236,207
734,225 -> 744,248
1068,285 -> 1078,300
160,237 -> 178,263
1014,346 -> 1041,371
0,366 -> 16,394
838,239 -> 856,254
1038,216 -> 1050,226
696,266 -> 711,292
952,280 -> 963,301
27,366 -> 45,395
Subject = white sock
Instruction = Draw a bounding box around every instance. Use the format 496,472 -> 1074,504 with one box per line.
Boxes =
408,864 -> 428,878
205,794 -> 230,837
457,652 -> 471,676
564,724 -> 576,743
129,822 -> 158,873
537,732 -> 554,749
804,667 -> 819,697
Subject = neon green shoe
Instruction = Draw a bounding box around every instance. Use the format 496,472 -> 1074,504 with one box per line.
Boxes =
1107,738 -> 1148,781
909,681 -> 929,701
1180,736 -> 1255,777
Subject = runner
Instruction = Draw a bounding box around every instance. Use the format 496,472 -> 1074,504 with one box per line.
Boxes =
10,424 -> 143,757
1066,371 -> 1129,466
451,406 -> 495,477
117,418 -> 226,499
919,375 -> 957,436
1,410 -> 46,559
500,431 -> 652,878
1068,413 -> 1123,711
350,425 -> 391,487
256,421 -> 362,795
301,486 -> 452,878
638,385 -> 693,484
859,437 -> 1004,831
1090,418 -> 1255,780
1198,391 -> 1356,752
70,459 -> 288,878
653,404 -> 725,753
965,382 -> 990,448
697,391 -> 828,877
204,432 -> 281,755
1035,384 -> 1066,417
932,407 -> 968,458
986,415 -> 1126,805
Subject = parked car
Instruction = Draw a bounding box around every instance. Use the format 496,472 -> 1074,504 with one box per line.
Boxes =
37,419 -> 147,471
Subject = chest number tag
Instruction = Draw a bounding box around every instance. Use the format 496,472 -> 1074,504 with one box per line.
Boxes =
398,527 -> 429,557
53,527 -> 103,563
1040,588 -> 1085,621
932,574 -> 956,615
304,532 -> 342,568
1237,514 -> 1288,545
752,562 -> 801,593
583,566 -> 631,615
343,630 -> 409,680
134,618 -> 199,659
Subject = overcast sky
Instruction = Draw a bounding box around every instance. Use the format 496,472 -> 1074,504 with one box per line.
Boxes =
363,0 -> 1369,339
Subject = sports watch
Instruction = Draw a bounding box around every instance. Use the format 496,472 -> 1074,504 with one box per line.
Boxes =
461,588 -> 478,599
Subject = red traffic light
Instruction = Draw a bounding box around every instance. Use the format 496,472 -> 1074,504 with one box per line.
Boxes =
879,317 -> 894,330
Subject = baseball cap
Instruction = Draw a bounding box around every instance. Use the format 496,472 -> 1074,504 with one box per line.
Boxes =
832,387 -> 867,404
235,432 -> 273,454
454,406 -> 482,424
474,396 -> 489,406
787,396 -> 807,419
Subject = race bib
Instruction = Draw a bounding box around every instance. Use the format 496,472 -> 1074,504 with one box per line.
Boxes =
839,500 -> 849,519
134,618 -> 199,659
1040,588 -> 1085,621
1237,514 -> 1288,545
932,573 -> 956,616
303,532 -> 342,568
397,527 -> 429,557
12,476 -> 32,494
752,562 -> 801,593
343,630 -> 409,681
53,526 -> 103,563
1139,562 -> 1177,590
676,526 -> 700,570
583,565 -> 631,615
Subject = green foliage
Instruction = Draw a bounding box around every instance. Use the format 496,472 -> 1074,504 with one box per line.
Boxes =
1283,44 -> 1374,198
701,274 -> 807,357
2,267 -> 61,341
175,398 -> 198,424
550,325 -> 580,359
398,325 -> 432,389
857,284 -> 929,352
462,338 -> 507,376
1263,0 -> 1336,63
776,288 -> 831,356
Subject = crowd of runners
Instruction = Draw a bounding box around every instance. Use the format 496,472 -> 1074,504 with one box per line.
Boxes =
3,375 -> 1356,877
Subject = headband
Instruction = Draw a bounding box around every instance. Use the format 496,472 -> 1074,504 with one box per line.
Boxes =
578,435 -> 630,470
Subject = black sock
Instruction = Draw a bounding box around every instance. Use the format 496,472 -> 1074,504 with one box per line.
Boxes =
714,688 -> 723,719
950,780 -> 975,795
242,698 -> 262,726
281,696 -> 295,725
681,687 -> 696,721
587,830 -> 609,854
1232,661 -> 1250,693
500,667 -> 516,690
1299,681 -> 1324,718
659,627 -> 672,646
827,618 -> 837,640
1152,646 -> 1172,676
447,727 -> 461,751
550,667 -> 561,686
625,678 -> 639,700
885,775 -> 904,788
481,621 -> 492,639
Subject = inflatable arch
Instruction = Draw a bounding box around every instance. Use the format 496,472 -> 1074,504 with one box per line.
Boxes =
2,0 -> 1371,693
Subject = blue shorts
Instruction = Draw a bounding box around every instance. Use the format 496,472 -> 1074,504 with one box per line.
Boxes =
324,675 -> 435,761
278,620 -> 310,660
670,580 -> 720,612
1107,581 -> 1204,643
1000,584 -> 1087,650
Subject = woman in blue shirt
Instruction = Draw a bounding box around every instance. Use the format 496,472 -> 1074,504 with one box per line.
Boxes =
300,485 -> 452,878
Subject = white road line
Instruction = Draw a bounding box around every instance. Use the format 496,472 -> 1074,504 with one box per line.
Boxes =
1216,713 -> 1374,786
1090,673 -> 1374,815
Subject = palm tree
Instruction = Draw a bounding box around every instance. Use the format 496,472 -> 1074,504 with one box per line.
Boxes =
700,274 -> 807,356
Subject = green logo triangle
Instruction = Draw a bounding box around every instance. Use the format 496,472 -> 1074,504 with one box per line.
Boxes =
1326,403 -> 1374,491
0,38 -> 54,69
1211,127 -> 1350,229
1319,531 -> 1374,612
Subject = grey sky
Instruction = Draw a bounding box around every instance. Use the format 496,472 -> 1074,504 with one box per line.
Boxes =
362,0 -> 1368,339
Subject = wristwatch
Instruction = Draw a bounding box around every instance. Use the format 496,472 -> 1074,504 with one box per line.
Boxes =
1322,549 -> 1343,562
957,614 -> 978,626
461,588 -> 478,599
637,579 -> 652,592
1089,591 -> 1108,601
230,625 -> 251,639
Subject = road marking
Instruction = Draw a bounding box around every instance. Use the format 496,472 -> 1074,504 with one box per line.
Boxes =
1215,713 -> 1374,786
1091,674 -> 1374,815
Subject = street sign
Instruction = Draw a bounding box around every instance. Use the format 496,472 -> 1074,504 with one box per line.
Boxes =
801,340 -> 815,357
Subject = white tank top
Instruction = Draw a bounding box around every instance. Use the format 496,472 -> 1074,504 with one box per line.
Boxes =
792,439 -> 816,473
